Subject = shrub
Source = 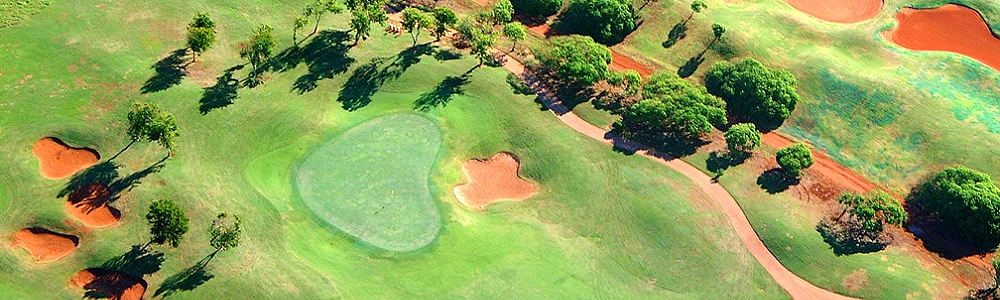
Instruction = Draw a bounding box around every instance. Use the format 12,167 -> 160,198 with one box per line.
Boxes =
912,166 -> 1000,250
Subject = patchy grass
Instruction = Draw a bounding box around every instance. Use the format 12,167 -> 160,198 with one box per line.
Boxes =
0,0 -> 49,28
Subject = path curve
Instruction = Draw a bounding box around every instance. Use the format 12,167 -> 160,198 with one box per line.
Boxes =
499,57 -> 855,300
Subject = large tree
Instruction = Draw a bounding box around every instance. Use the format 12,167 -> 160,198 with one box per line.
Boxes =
402,7 -> 433,46
239,24 -> 275,75
724,123 -> 761,155
537,35 -> 612,87
912,166 -> 1000,250
510,0 -> 562,19
346,0 -> 388,45
186,13 -> 216,62
614,72 -> 725,143
704,58 -> 800,130
432,6 -> 457,42
125,101 -> 179,156
146,199 -> 190,248
209,212 -> 242,255
775,143 -> 813,177
555,0 -> 637,45
503,21 -> 527,51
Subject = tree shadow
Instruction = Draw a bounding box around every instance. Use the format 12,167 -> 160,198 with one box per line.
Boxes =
661,22 -> 687,49
337,44 -> 434,111
101,245 -> 165,278
153,253 -> 216,298
677,54 -> 705,78
58,159 -> 165,213
287,30 -> 354,94
199,65 -> 244,114
433,48 -> 462,61
413,74 -> 470,111
141,49 -> 188,94
706,151 -> 748,179
816,219 -> 888,256
756,168 -> 799,194
904,202 -> 992,260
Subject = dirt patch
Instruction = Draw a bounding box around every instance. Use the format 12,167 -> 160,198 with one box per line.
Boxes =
12,228 -> 79,263
785,0 -> 883,23
610,51 -> 653,77
454,152 -> 538,209
65,183 -> 121,227
32,137 -> 100,180
883,4 -> 1000,72
71,268 -> 146,300
842,269 -> 869,294
762,133 -> 877,194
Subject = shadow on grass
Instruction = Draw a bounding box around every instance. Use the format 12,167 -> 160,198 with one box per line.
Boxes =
141,49 -> 188,94
154,253 -> 216,298
337,44 -> 434,111
661,22 -> 687,49
706,151 -> 748,179
904,203 -> 993,260
816,219 -> 888,256
199,65 -> 243,114
58,159 -> 165,213
413,72 -> 471,112
102,245 -> 165,277
677,55 -> 705,78
756,168 -> 798,194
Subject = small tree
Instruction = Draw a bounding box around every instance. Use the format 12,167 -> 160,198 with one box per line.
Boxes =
470,29 -> 496,65
293,16 -> 310,46
686,0 -> 707,23
503,21 -> 527,52
724,123 -> 761,155
707,23 -> 725,48
146,199 -> 190,248
346,0 -> 388,45
239,24 -> 275,75
775,143 -> 814,177
209,212 -> 242,255
303,0 -> 343,35
433,7 -> 458,42
490,0 -> 514,25
402,7 -> 433,46
837,191 -> 907,234
186,13 -> 216,62
189,12 -> 215,30
125,102 -> 179,156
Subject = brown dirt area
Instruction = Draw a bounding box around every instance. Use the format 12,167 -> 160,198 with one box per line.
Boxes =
610,51 -> 653,77
785,0 -> 883,23
12,228 -> 79,263
454,152 -> 538,209
71,268 -> 146,300
883,4 -> 1000,72
65,183 -> 121,227
32,137 -> 100,180
762,133 -> 877,194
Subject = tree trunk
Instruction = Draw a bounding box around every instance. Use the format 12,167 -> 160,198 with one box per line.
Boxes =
313,16 -> 321,35
110,139 -> 138,161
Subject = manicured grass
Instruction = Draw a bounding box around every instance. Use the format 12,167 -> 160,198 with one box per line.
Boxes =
571,101 -> 618,129
0,0 -> 49,28
296,113 -> 442,252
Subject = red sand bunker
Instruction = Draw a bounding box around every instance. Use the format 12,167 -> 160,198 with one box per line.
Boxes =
32,137 -> 100,180
66,183 -> 121,227
786,0 -> 883,23
12,228 -> 79,263
454,152 -> 538,209
71,268 -> 147,300
884,4 -> 1000,72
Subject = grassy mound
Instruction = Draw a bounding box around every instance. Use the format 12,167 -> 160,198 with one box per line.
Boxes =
296,114 -> 442,252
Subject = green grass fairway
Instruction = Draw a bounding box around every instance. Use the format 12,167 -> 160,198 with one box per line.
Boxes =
296,113 -> 442,252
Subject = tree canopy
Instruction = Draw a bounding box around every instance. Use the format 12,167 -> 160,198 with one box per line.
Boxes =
210,212 -> 242,252
503,21 -> 527,51
775,143 -> 813,177
239,24 -> 275,74
432,7 -> 457,41
402,7 -> 433,46
912,166 -> 1000,250
146,199 -> 190,248
189,12 -> 215,30
724,123 -> 761,155
186,13 -> 216,62
704,58 -> 800,130
304,0 -> 343,34
615,72 -> 725,143
488,0 -> 514,25
127,101 -> 179,153
346,0 -> 388,44
838,191 -> 906,234
537,35 -> 611,87
511,0 -> 562,19
555,0 -> 637,45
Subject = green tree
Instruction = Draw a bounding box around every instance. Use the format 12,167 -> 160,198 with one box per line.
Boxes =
556,0 -> 637,45
293,16 -> 310,46
503,21 -> 527,51
724,123 -> 761,155
537,35 -> 612,87
837,191 -> 907,234
209,212 -> 242,255
303,0 -> 343,35
186,13 -> 216,62
704,58 -> 800,130
239,24 -> 275,75
432,7 -> 457,42
469,29 -> 496,65
605,69 -> 641,96
511,0 -> 562,19
775,143 -> 813,177
615,72 -> 725,143
347,0 -> 388,45
686,0 -> 707,23
125,101 -> 179,156
189,12 -> 215,30
402,7 -> 433,46
146,199 -> 190,248
912,166 -> 1000,250
490,0 -> 514,25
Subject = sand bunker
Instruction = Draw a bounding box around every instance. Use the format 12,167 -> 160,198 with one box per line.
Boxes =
65,183 -> 121,227
71,268 -> 147,300
454,152 -> 538,209
785,0 -> 883,23
32,137 -> 100,180
884,4 -> 1000,72
12,228 -> 79,263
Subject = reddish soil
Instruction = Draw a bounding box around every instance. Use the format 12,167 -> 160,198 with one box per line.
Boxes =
454,152 -> 538,209
65,183 -> 121,227
12,228 -> 79,263
610,51 -> 654,77
761,133 -> 877,194
883,4 -> 1000,72
31,137 -> 100,180
71,268 -> 147,300
527,23 -> 552,37
470,0 -> 492,7
785,0 -> 884,23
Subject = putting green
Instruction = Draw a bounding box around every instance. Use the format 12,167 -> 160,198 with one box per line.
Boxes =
296,114 -> 442,251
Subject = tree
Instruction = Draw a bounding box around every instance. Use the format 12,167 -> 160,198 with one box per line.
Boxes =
303,0 -> 343,35
724,123 -> 761,155
489,0 -> 514,25
605,69 -> 641,96
537,35 -> 612,87
614,72 -> 725,145
293,16 -> 309,46
189,12 -> 215,30
146,199 -> 190,248
209,212 -> 242,254
510,0 -> 562,19
638,0 -> 657,13
503,21 -> 527,51
347,0 -> 388,45
186,13 -> 216,62
704,58 -> 800,130
402,7 -> 433,46
556,0 -> 637,45
775,143 -> 813,177
239,24 -> 275,75
686,0 -> 707,23
912,166 -> 1000,250
126,102 -> 179,156
469,29 -> 496,65
432,7 -> 457,42
837,191 -> 906,234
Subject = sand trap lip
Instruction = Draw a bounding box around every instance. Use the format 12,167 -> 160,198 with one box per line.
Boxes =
65,183 -> 121,227
454,152 -> 538,209
883,4 -> 1000,72
32,137 -> 100,180
71,268 -> 147,300
12,228 -> 79,263
785,0 -> 883,23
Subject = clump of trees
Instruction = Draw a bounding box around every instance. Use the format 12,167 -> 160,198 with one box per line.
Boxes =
704,58 -> 800,131
555,0 -> 637,45
911,166 -> 1000,250
536,35 -> 612,87
819,190 -> 906,254
775,143 -> 813,177
146,199 -> 190,248
724,123 -> 761,156
186,13 -> 216,62
613,72 -> 725,150
511,0 -> 562,19
124,101 -> 179,157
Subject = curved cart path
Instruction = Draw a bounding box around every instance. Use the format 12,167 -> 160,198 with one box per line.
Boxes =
499,57 -> 855,300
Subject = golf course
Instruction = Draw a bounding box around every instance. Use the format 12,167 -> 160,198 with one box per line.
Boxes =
3,0 -> 1000,299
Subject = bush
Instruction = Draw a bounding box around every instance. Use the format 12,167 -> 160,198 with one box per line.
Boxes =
912,166 -> 1000,250
511,0 -> 562,19
775,143 -> 813,177
555,0 -> 636,45
724,123 -> 761,155
705,58 -> 799,130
